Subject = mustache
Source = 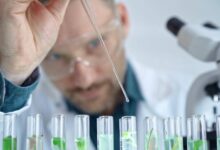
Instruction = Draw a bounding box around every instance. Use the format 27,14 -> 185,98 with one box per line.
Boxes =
70,80 -> 108,93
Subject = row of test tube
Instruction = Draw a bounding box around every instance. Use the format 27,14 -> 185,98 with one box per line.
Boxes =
145,115 -> 215,150
3,114 -> 219,150
2,114 -> 137,150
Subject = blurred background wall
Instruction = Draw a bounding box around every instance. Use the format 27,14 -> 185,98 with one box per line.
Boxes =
117,0 -> 220,79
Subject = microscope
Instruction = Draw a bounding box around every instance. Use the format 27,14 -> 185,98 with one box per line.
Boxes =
167,17 -> 220,149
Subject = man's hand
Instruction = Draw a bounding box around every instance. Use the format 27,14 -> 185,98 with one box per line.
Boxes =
0,0 -> 70,85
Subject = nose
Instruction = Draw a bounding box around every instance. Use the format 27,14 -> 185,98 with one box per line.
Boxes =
71,58 -> 95,89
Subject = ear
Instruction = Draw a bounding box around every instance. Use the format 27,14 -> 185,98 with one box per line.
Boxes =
116,3 -> 130,38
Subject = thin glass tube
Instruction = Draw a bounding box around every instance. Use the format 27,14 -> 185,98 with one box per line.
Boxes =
81,0 -> 130,103
3,114 -> 17,150
74,115 -> 90,150
217,116 -> 220,150
144,117 -> 160,150
97,116 -> 114,150
26,114 -> 43,150
51,115 -> 66,150
163,117 -> 183,150
120,116 -> 137,150
187,115 -> 208,150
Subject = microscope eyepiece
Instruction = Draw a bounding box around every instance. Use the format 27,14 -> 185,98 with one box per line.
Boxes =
203,22 -> 219,29
167,17 -> 185,36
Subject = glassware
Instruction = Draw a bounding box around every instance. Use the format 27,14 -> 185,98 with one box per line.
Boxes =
144,117 -> 160,150
120,116 -> 137,150
187,118 -> 193,150
74,115 -> 90,150
217,116 -> 220,150
97,116 -> 114,150
26,114 -> 43,150
163,117 -> 183,150
187,115 -> 208,150
51,115 -> 66,150
3,114 -> 17,150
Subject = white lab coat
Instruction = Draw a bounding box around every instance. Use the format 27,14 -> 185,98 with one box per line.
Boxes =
0,57 -> 193,150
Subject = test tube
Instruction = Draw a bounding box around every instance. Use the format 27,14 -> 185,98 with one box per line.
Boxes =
74,115 -> 90,150
163,117 -> 183,150
217,116 -> 220,150
119,116 -> 137,150
187,118 -> 193,150
2,114 -> 17,150
144,117 -> 159,150
97,116 -> 114,150
51,115 -> 66,150
26,114 -> 43,150
188,115 -> 208,150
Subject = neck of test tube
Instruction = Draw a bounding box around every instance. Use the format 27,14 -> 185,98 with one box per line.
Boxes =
27,114 -> 42,138
52,115 -> 65,138
81,0 -> 130,103
3,114 -> 16,138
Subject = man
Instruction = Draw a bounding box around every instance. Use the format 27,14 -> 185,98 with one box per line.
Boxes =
0,0 -> 191,149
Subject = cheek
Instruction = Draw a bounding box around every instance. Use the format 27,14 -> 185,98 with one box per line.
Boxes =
52,77 -> 73,91
97,62 -> 115,82
102,51 -> 126,84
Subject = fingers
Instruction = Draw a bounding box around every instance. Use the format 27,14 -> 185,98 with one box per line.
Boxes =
46,0 -> 70,23
0,0 -> 35,18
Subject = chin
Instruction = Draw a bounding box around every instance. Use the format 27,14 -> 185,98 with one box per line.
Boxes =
67,92 -> 114,114
79,103 -> 107,114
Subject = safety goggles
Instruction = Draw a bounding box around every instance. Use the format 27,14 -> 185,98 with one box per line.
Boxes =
42,19 -> 123,80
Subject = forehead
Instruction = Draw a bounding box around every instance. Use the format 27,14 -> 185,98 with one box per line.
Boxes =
54,0 -> 114,48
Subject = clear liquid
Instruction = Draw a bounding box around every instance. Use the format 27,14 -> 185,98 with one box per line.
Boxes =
52,137 -> 66,150
187,139 -> 193,150
164,136 -> 183,150
217,138 -> 220,150
145,132 -> 158,150
187,140 -> 207,150
26,136 -> 43,150
3,136 -> 17,150
98,134 -> 113,150
75,138 -> 88,150
121,131 -> 137,150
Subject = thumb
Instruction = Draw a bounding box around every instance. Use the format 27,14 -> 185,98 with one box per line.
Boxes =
46,0 -> 70,23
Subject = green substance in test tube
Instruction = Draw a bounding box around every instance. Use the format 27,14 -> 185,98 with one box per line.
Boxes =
52,137 -> 66,150
98,134 -> 113,150
3,136 -> 17,150
192,140 -> 207,150
75,138 -> 88,150
187,140 -> 207,150
121,131 -> 137,149
164,136 -> 183,150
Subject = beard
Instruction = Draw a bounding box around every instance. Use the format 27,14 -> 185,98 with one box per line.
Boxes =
63,79 -> 121,114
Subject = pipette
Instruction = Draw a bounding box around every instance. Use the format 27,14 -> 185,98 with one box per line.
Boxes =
81,0 -> 130,103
